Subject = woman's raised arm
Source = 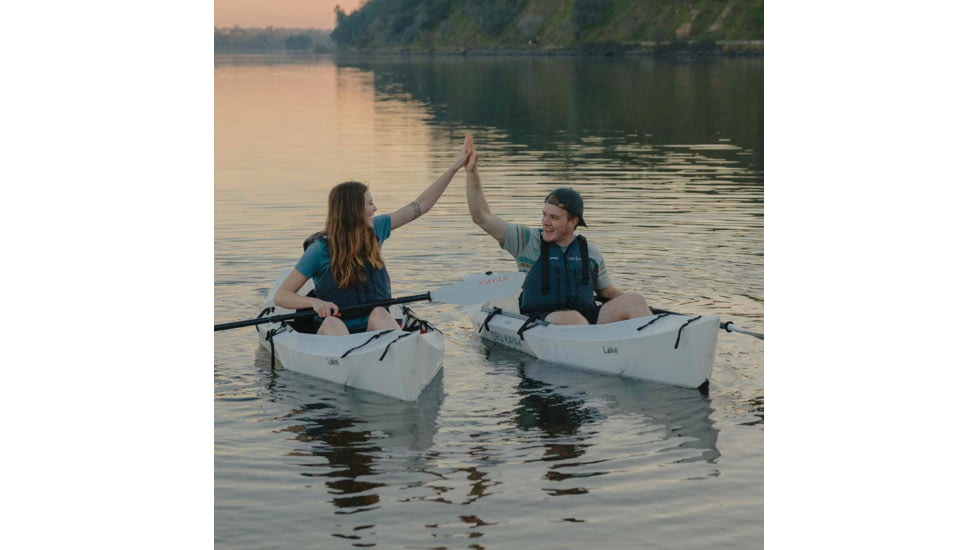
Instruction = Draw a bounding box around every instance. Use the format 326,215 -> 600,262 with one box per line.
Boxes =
388,138 -> 469,230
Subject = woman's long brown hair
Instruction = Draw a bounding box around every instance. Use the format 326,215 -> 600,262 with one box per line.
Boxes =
324,181 -> 384,288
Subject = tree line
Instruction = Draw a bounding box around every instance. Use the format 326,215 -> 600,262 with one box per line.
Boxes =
214,27 -> 336,53
331,0 -> 763,50
331,0 -> 529,47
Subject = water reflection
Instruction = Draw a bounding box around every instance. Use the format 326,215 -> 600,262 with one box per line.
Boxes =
334,56 -> 763,171
741,395 -> 764,426
215,55 -> 762,548
508,363 -> 602,496
486,343 -> 720,479
256,347 -> 444,514
320,56 -> 763,316
417,442 -> 503,507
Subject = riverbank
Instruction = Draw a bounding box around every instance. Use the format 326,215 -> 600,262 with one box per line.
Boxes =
327,40 -> 762,58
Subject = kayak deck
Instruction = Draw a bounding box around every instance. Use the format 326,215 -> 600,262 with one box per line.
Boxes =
257,311 -> 444,401
465,303 -> 719,389
255,270 -> 444,401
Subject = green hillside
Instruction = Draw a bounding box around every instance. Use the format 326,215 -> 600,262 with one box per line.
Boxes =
331,0 -> 762,53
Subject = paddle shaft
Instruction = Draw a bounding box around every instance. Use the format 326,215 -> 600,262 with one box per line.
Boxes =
720,322 -> 764,340
214,293 -> 430,331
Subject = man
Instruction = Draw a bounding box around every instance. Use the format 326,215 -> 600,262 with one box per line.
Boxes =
463,133 -> 652,325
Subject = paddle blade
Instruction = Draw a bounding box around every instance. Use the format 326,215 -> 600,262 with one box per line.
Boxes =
430,271 -> 525,305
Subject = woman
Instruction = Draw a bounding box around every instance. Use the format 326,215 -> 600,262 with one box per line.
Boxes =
274,142 -> 469,335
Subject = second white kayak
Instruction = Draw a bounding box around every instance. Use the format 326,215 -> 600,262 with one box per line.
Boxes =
464,303 -> 719,390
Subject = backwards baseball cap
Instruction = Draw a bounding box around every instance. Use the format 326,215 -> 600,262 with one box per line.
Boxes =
544,187 -> 587,227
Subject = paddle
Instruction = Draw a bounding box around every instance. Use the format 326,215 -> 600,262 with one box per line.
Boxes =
651,308 -> 764,341
214,271 -> 526,331
719,321 -> 764,340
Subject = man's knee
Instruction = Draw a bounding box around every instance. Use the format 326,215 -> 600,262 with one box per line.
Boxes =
598,293 -> 651,323
544,310 -> 588,325
620,293 -> 649,309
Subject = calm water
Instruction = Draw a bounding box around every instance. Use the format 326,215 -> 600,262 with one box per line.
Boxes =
215,54 -> 763,549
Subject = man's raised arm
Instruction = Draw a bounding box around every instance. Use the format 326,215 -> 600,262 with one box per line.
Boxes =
464,133 -> 508,243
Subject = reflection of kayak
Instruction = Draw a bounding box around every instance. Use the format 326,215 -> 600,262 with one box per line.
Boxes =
255,270 -> 444,401
255,361 -> 445,453
501,357 -> 721,463
464,299 -> 719,389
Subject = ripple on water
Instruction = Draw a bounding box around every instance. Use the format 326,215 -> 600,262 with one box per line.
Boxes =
216,56 -> 763,549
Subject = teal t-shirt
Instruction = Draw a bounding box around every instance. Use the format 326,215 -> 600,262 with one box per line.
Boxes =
294,214 -> 392,330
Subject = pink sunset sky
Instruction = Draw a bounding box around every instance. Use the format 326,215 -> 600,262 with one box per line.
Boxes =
215,0 -> 366,29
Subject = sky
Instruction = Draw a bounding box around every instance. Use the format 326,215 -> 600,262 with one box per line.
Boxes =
215,0 -> 366,29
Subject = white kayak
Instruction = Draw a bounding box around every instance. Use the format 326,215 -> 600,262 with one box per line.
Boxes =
464,298 -> 720,390
255,270 -> 444,401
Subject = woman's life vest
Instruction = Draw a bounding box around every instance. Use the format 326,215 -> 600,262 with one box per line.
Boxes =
303,233 -> 392,311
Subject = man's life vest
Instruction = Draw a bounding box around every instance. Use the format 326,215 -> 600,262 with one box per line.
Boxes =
519,231 -> 598,319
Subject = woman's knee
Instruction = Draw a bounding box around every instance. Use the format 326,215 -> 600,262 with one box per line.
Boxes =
368,307 -> 398,330
317,316 -> 349,335
369,306 -> 393,321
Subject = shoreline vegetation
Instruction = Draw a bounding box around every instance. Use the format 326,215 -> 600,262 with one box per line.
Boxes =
328,39 -> 762,58
216,0 -> 762,58
331,0 -> 762,57
215,36 -> 762,58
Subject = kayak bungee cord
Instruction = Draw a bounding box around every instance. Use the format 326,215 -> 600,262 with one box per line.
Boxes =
340,330 -> 396,358
516,316 -> 547,340
264,326 -> 289,370
379,333 -> 414,361
254,305 -> 447,371
400,306 -> 441,334
636,313 -> 671,332
673,316 -> 702,349
254,307 -> 284,371
654,307 -> 763,341
478,307 -> 502,334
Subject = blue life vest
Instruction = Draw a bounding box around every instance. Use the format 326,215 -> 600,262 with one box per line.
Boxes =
519,231 -> 598,319
303,233 -> 392,311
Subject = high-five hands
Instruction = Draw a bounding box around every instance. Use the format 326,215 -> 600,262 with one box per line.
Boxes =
464,132 -> 479,173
